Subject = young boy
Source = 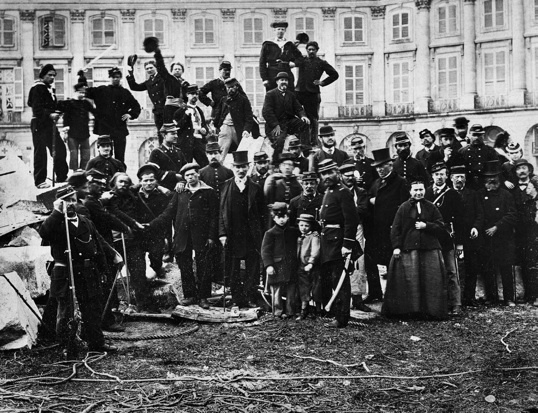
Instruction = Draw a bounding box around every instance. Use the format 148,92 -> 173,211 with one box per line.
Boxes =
502,142 -> 523,190
261,202 -> 300,318
296,214 -> 320,319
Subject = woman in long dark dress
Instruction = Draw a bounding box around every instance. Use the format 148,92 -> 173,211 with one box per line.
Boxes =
382,181 -> 448,320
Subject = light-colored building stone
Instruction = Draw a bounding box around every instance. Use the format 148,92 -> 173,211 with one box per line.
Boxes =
1,0 -> 538,174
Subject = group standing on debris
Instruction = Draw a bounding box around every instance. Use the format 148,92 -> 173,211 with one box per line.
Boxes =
29,21 -> 538,354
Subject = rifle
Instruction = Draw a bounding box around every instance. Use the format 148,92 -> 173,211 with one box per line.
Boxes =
63,202 -> 82,358
51,118 -> 57,187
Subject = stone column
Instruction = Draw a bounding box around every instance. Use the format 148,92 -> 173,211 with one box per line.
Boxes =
171,9 -> 187,63
20,10 -> 35,123
414,0 -> 431,113
461,0 -> 477,110
120,10 -> 136,66
509,0 -> 525,106
70,10 -> 85,73
221,9 -> 236,63
320,7 -> 338,118
370,6 -> 386,117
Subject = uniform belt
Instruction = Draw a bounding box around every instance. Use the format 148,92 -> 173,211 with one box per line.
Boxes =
323,224 -> 341,229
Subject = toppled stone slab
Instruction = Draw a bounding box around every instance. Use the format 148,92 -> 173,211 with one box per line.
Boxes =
0,272 -> 41,350
0,201 -> 49,237
8,226 -> 42,247
0,246 -> 52,298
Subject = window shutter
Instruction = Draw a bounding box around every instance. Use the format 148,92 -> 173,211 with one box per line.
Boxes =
13,67 -> 23,110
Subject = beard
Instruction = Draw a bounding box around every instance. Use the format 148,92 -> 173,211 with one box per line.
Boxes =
397,148 -> 411,160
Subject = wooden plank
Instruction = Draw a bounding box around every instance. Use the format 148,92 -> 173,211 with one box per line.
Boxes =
172,305 -> 259,323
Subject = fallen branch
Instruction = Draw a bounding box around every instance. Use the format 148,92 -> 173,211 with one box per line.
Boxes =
290,354 -> 362,368
500,328 -> 517,353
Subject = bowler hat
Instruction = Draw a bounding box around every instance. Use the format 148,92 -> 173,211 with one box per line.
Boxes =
253,152 -> 269,163
393,132 -> 411,146
287,136 -> 301,149
56,185 -> 76,200
143,36 -> 159,53
137,163 -> 160,179
219,60 -> 232,70
232,151 -> 249,166
271,22 -> 289,29
513,158 -> 534,173
469,124 -> 485,135
97,135 -> 113,146
450,165 -> 467,175
180,162 -> 200,175
270,202 -> 288,216
86,168 -> 107,184
350,136 -> 364,148
186,84 -> 199,94
276,72 -> 289,80
317,159 -> 338,173
453,117 -> 470,128
482,160 -> 502,176
297,213 -> 316,224
205,141 -> 221,153
67,170 -> 88,188
39,64 -> 56,79
301,171 -> 318,181
108,67 -> 122,78
371,148 -> 393,167
319,125 -> 335,137
431,161 -> 448,174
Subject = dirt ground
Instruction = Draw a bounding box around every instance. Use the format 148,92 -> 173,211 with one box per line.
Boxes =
1,301 -> 538,413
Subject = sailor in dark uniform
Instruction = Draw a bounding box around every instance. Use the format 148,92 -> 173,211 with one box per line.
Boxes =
459,124 -> 499,190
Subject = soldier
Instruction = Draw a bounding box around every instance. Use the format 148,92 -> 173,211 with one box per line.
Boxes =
425,162 -> 464,316
349,135 -> 378,191
151,163 -> 219,309
126,60 -> 166,143
148,123 -> 187,191
199,141 -> 234,198
262,72 -> 310,162
219,151 -> 267,308
450,165 -> 484,307
85,135 -> 126,184
415,129 -> 440,169
85,67 -> 141,164
199,60 -> 233,118
365,148 -> 409,303
264,152 -> 303,205
459,124 -> 499,190
250,151 -> 272,189
295,41 -> 339,145
477,160 -> 517,306
313,125 -> 350,171
39,186 -> 119,353
317,159 -> 359,327
392,132 -> 429,186
426,128 -> 465,174
289,171 -> 323,227
453,116 -> 470,148
28,64 -> 69,188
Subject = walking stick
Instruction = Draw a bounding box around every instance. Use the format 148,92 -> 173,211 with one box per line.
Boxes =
121,233 -> 132,307
101,268 -> 121,323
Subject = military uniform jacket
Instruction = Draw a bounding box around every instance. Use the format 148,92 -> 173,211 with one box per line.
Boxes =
199,163 -> 234,198
426,146 -> 465,174
455,187 -> 484,251
199,78 -> 227,113
83,194 -> 131,244
264,174 -> 303,205
126,72 -> 165,115
294,156 -> 309,174
313,148 -> 351,171
250,171 -> 270,192
296,57 -> 339,94
319,183 -> 359,264
213,93 -> 254,138
148,144 -> 187,190
458,141 -> 499,189
85,155 -> 126,182
259,40 -> 303,91
393,155 -> 429,186
57,99 -> 94,141
151,183 -> 218,253
262,88 -> 306,134
155,49 -> 189,101
353,156 -> 378,190
425,185 -> 465,250
416,145 -> 440,168
86,85 -> 141,138
289,192 -> 323,226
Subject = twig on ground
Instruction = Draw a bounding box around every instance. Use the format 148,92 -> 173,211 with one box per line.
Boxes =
500,328 -> 517,353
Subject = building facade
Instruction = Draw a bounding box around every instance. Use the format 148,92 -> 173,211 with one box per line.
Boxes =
1,0 -> 538,173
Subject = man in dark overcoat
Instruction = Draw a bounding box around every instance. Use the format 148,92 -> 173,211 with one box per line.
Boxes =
392,132 -> 429,186
287,137 -> 309,174
415,129 -> 440,169
264,152 -> 303,205
426,128 -> 465,174
349,136 -> 377,191
317,159 -> 359,327
477,160 -> 517,305
219,151 -> 267,307
85,135 -> 126,185
365,148 -> 409,303
28,64 -> 69,188
313,125 -> 350,171
199,141 -> 234,199
289,171 -> 323,226
85,67 -> 141,164
199,60 -> 232,118
459,124 -> 499,190
262,72 -> 310,162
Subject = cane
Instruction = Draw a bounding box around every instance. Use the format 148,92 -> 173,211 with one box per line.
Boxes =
101,267 -> 121,323
120,233 -> 132,307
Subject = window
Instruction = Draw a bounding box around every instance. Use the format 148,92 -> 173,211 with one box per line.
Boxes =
534,47 -> 538,91
437,56 -> 459,99
392,62 -> 410,103
295,16 -> 314,40
243,17 -> 263,45
143,17 -> 164,45
194,18 -> 215,45
484,0 -> 504,29
344,64 -> 366,105
40,15 -> 66,48
343,16 -> 364,43
91,17 -> 116,46
483,50 -> 506,95
0,17 -> 15,47
535,0 -> 538,21
194,66 -> 215,87
243,65 -> 265,115
392,12 -> 410,41
438,4 -> 458,35
0,67 -> 23,122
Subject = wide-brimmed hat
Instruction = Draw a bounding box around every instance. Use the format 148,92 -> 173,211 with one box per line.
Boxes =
317,159 -> 338,173
297,213 -> 316,224
431,162 -> 448,174
513,159 -> 534,173
371,148 -> 393,167
482,160 -> 502,176
137,162 -> 160,179
232,151 -> 249,166
319,125 -> 335,137
278,152 -> 295,165
276,72 -> 289,80
97,135 -> 113,146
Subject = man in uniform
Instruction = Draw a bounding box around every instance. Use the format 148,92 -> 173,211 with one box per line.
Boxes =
264,152 -> 303,205
287,136 -> 309,174
317,159 -> 359,327
313,125 -> 350,171
85,135 -> 126,184
151,163 -> 219,309
454,116 -> 470,148
295,41 -> 339,145
126,60 -> 166,143
28,64 -> 69,188
392,132 -> 429,186
219,151 -> 267,308
365,148 -> 409,303
85,67 -> 141,164
199,141 -> 234,198
250,151 -> 272,189
426,128 -> 465,174
349,136 -> 377,191
199,60 -> 233,118
425,162 -> 464,316
289,171 -> 323,227
148,123 -> 187,191
459,124 -> 499,190
416,129 -> 440,169
262,72 -> 310,162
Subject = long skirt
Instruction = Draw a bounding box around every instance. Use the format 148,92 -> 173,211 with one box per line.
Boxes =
382,249 -> 448,320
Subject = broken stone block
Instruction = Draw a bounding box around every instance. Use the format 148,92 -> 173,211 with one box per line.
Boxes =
0,246 -> 52,298
8,226 -> 42,247
0,271 -> 41,350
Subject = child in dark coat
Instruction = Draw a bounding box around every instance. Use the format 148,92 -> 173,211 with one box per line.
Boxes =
261,202 -> 300,318
296,214 -> 320,319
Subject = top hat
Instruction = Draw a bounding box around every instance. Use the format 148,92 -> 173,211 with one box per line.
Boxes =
253,151 -> 269,163
317,159 -> 338,173
287,136 -> 301,148
180,162 -> 200,175
453,117 -> 470,128
137,162 -> 160,179
301,171 -> 318,181
160,123 -> 179,134
431,161 -> 448,174
186,84 -> 199,94
86,168 -> 107,184
67,170 -> 88,188
232,151 -> 249,166
350,136 -> 364,148
393,132 -> 411,146
450,165 -> 467,175
276,72 -> 289,80
271,21 -> 289,29
469,124 -> 485,135
143,36 -> 160,53
297,213 -> 316,224
56,185 -> 76,200
513,158 -> 534,173
371,148 -> 393,167
205,141 -> 221,153
108,67 -> 122,78
219,60 -> 232,70
419,129 -> 434,140
319,125 -> 335,137
270,202 -> 288,216
97,135 -> 113,146
482,160 -> 502,176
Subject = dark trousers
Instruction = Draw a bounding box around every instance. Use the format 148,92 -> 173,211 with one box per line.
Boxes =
154,112 -> 164,145
140,236 -> 165,275
67,138 -> 90,170
321,259 -> 351,326
230,249 -> 260,306
175,236 -> 213,300
517,239 -> 538,301
270,118 -> 311,163
460,249 -> 481,302
365,251 -> 383,299
296,92 -> 321,146
110,135 -> 127,164
31,118 -> 69,186
126,240 -> 153,310
483,264 -> 515,303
